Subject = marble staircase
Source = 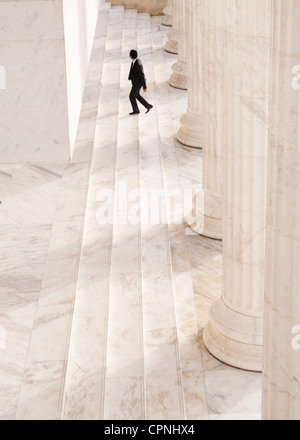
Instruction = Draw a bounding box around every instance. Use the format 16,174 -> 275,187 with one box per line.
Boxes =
0,2 -> 262,420
61,4 -> 207,420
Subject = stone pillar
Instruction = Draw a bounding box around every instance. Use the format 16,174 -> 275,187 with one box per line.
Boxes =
162,0 -> 172,27
164,0 -> 178,54
177,0 -> 202,148
169,0 -> 187,90
183,0 -> 224,240
203,0 -> 271,372
262,0 -> 300,420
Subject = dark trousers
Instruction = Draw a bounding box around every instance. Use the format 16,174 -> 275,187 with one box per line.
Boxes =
130,83 -> 151,113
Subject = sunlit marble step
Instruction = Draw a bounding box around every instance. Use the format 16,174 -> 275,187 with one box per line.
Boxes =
102,8 -> 146,420
60,4 -> 125,420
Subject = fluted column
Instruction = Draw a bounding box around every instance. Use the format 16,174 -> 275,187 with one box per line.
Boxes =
162,0 -> 172,27
164,0 -> 178,54
169,0 -> 187,90
203,0 -> 272,372
262,0 -> 300,420
183,0 -> 224,240
177,0 -> 202,148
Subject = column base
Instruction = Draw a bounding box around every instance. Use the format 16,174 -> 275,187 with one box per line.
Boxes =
203,297 -> 263,372
169,61 -> 187,90
161,15 -> 172,27
177,111 -> 203,148
185,190 -> 222,240
162,4 -> 172,26
164,29 -> 178,54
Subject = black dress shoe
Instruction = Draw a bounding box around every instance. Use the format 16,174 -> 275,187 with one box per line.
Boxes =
145,105 -> 153,114
129,111 -> 140,115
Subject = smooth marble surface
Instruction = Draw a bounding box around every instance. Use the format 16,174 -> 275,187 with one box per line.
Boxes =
0,5 -> 262,420
0,0 -> 104,162
62,0 -> 104,154
0,0 -> 70,163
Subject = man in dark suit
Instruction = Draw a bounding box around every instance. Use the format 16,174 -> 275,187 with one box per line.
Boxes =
128,49 -> 153,115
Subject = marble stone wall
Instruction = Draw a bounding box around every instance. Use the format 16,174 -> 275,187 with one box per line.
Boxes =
0,0 -> 102,163
108,0 -> 167,15
62,0 -> 102,156
0,0 -> 69,162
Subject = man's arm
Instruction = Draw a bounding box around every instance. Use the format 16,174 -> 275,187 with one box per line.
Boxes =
136,60 -> 147,90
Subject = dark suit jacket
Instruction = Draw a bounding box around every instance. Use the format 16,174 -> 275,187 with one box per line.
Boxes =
128,59 -> 147,90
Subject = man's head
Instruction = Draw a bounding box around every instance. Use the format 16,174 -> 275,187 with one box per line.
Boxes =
130,49 -> 138,60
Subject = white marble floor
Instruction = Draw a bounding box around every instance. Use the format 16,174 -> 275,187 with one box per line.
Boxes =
0,3 -> 262,420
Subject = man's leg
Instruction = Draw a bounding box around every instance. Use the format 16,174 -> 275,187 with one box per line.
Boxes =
129,84 -> 140,113
136,90 -> 152,110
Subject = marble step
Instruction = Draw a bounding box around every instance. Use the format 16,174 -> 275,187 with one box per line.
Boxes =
101,10 -> 189,420
151,16 -> 208,419
60,4 -> 125,420
103,8 -> 145,420
135,13 -> 187,420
